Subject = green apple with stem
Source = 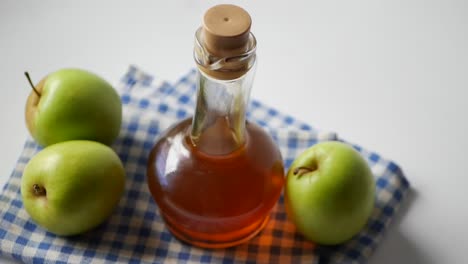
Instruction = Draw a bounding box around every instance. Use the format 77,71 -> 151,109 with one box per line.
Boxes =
24,68 -> 122,147
21,140 -> 126,236
285,141 -> 375,245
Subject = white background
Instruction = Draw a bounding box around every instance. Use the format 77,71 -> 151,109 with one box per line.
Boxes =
1,0 -> 467,263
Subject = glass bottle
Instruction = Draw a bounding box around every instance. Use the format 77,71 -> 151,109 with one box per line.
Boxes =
147,4 -> 284,248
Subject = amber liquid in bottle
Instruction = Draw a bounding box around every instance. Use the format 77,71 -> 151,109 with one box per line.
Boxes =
147,118 -> 284,248
147,4 -> 284,248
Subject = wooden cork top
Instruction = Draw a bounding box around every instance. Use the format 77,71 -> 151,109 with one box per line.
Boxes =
202,4 -> 252,57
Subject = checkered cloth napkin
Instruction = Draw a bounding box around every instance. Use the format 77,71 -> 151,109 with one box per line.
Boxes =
0,66 -> 410,264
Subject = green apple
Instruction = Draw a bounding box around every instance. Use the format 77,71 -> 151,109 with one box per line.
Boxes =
25,69 -> 122,147
21,140 -> 126,236
285,141 -> 375,245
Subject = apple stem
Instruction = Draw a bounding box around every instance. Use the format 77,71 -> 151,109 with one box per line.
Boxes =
293,166 -> 316,177
24,72 -> 41,96
33,184 -> 46,196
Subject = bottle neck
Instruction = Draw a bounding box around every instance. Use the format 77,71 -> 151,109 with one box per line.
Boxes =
190,64 -> 256,155
190,26 -> 257,155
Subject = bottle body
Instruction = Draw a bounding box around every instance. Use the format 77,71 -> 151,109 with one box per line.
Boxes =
147,118 -> 284,248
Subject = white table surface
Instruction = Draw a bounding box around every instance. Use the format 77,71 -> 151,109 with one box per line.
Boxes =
1,0 -> 467,263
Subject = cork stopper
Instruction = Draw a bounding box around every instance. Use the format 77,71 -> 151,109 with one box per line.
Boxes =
194,4 -> 256,80
202,4 -> 252,57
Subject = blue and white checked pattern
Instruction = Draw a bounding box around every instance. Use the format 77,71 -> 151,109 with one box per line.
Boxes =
0,65 -> 410,264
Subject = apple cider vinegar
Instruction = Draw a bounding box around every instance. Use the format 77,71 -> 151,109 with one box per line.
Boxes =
147,4 -> 284,248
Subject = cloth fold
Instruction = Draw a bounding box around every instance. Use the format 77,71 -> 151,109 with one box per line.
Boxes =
0,65 -> 409,264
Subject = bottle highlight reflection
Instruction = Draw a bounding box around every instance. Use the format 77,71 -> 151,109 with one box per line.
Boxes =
147,4 -> 284,248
